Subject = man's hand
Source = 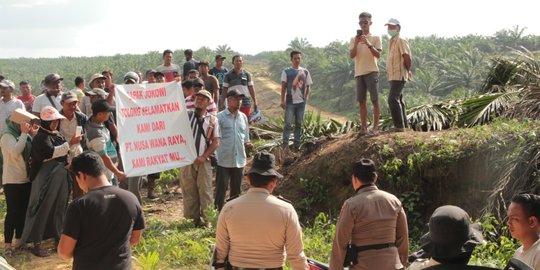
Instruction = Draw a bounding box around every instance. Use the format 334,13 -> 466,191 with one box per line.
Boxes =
115,171 -> 127,181
69,135 -> 82,146
194,156 -> 206,166
245,142 -> 253,150
280,101 -> 286,110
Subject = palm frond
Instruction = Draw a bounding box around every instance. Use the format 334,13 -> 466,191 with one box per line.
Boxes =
458,92 -> 520,127
407,101 -> 461,131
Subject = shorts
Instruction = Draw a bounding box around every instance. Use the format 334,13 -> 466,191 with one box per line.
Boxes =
356,72 -> 379,102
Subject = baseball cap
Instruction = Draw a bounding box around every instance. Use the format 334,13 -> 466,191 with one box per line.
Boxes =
85,88 -> 107,98
61,92 -> 78,103
0,80 -> 15,89
192,78 -> 204,87
215,54 -> 226,60
247,152 -> 283,178
385,18 -> 400,26
226,89 -> 245,98
195,90 -> 213,102
91,99 -> 115,114
124,71 -> 140,84
181,80 -> 193,88
146,69 -> 156,75
44,73 -> 64,85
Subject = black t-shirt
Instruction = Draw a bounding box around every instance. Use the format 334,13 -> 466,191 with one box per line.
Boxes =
63,186 -> 145,270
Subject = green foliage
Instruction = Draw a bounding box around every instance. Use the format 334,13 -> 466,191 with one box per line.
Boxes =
298,177 -> 329,214
133,218 -> 215,269
302,213 -> 336,263
470,215 -> 520,268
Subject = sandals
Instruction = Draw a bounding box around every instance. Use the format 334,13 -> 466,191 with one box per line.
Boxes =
31,245 -> 50,257
4,248 -> 13,258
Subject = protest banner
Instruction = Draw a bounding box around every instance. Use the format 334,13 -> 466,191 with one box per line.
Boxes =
116,82 -> 197,177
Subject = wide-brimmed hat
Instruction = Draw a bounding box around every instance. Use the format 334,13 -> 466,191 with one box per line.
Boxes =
247,152 -> 283,178
420,205 -> 484,262
88,73 -> 105,86
40,106 -> 66,121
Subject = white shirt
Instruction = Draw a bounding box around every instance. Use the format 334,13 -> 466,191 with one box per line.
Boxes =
0,133 -> 30,184
514,238 -> 540,270
32,92 -> 62,113
59,115 -> 83,162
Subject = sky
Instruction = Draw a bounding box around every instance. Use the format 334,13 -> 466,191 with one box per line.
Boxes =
0,0 -> 538,59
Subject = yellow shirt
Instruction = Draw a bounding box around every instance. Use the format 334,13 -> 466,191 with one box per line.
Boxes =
349,34 -> 382,77
386,35 -> 412,81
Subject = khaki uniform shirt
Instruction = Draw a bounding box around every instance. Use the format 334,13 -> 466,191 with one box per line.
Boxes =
215,188 -> 309,270
386,35 -> 412,81
330,185 -> 409,270
349,34 -> 382,77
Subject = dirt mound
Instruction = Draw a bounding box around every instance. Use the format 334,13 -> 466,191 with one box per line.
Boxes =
273,128 -> 508,223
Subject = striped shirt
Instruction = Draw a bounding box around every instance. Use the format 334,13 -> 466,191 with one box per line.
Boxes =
184,95 -> 218,116
188,111 -> 220,156
386,35 -> 412,81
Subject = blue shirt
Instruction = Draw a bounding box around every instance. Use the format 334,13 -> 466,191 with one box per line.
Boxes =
216,109 -> 249,168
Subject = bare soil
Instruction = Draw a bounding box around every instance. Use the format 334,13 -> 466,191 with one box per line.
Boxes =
6,191 -> 184,270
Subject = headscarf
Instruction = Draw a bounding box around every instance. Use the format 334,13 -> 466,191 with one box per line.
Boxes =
1,119 -> 32,176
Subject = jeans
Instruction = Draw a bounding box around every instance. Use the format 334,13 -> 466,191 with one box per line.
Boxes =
388,81 -> 408,129
283,102 -> 306,146
214,166 -> 243,210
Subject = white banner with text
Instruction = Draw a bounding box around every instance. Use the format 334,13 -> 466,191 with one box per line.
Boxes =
116,82 -> 196,177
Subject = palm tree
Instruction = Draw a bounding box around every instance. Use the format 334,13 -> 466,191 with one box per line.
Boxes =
288,37 -> 313,55
215,44 -> 234,57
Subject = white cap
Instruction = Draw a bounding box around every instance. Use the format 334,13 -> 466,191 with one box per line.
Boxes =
385,18 -> 400,26
0,80 -> 15,89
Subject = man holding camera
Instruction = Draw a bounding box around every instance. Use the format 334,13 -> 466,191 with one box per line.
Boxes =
349,12 -> 382,137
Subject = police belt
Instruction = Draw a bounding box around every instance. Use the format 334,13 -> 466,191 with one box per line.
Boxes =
356,243 -> 395,253
231,267 -> 283,270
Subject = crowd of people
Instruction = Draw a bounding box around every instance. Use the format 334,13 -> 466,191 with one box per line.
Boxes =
0,11 -> 537,270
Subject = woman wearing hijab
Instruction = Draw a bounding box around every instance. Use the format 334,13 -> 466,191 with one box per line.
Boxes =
20,106 -> 71,257
0,117 -> 38,257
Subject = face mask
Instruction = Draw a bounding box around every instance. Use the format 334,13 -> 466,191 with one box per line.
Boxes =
387,30 -> 398,37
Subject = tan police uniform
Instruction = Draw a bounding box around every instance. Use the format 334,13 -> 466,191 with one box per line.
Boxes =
330,184 -> 409,270
215,188 -> 309,270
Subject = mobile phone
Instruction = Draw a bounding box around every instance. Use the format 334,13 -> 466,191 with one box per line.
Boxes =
356,29 -> 363,36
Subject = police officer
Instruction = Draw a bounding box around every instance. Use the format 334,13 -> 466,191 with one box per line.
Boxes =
330,158 -> 409,270
214,152 -> 309,270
